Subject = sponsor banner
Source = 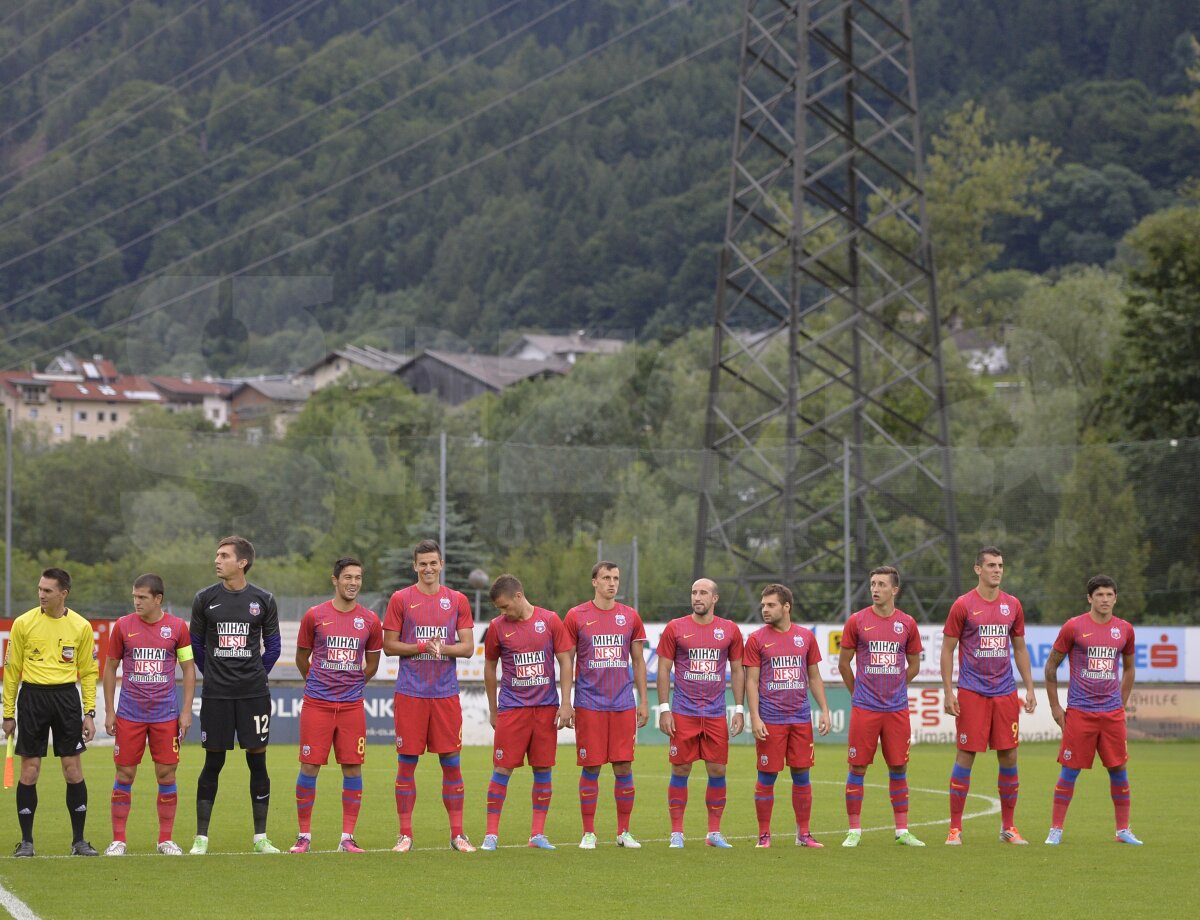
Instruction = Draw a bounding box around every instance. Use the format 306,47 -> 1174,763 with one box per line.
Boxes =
266,620 -> 1195,687
1126,686 -> 1200,740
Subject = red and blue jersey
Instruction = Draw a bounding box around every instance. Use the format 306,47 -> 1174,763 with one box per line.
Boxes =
383,584 -> 473,699
657,615 -> 743,719
842,607 -> 921,712
484,607 -> 570,711
109,613 -> 191,723
298,601 -> 383,703
944,588 -> 1025,697
565,600 -> 647,712
1053,614 -> 1134,713
744,623 -> 821,725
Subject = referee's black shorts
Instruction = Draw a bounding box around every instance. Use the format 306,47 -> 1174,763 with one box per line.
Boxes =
15,682 -> 85,758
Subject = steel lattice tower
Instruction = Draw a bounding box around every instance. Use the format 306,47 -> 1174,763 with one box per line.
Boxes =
695,0 -> 960,620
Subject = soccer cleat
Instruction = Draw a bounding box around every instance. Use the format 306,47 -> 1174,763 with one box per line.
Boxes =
480,834 -> 499,852
337,837 -> 365,853
156,840 -> 183,856
945,828 -> 963,846
668,832 -> 685,849
795,833 -> 824,849
705,832 -> 732,849
392,834 -> 412,853
579,832 -> 597,850
104,841 -> 127,856
615,831 -> 641,849
289,836 -> 312,854
894,830 -> 925,847
1114,828 -> 1143,846
755,833 -> 771,849
842,830 -> 862,848
71,839 -> 99,856
1045,827 -> 1063,846
189,835 -> 208,855
999,826 -> 1029,845
252,837 -> 280,854
12,840 -> 35,858
450,835 -> 476,853
528,834 -> 556,850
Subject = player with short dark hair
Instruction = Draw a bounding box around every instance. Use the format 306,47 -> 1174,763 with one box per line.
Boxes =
480,575 -> 573,851
382,539 -> 476,853
102,575 -> 195,856
746,584 -> 830,849
4,569 -> 100,857
941,547 -> 1037,846
1044,575 -> 1141,846
564,561 -> 649,849
189,536 -> 282,854
656,577 -> 745,849
289,557 -> 382,854
837,566 -> 924,847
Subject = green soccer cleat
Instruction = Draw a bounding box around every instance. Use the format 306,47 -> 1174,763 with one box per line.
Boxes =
579,832 -> 597,850
615,831 -> 641,849
895,830 -> 925,847
189,835 -> 208,855
252,836 -> 280,854
842,830 -> 862,848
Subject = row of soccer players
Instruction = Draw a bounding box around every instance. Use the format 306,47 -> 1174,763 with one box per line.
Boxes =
4,538 -> 1140,855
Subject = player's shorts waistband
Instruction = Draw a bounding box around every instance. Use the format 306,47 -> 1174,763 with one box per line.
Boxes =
19,681 -> 78,692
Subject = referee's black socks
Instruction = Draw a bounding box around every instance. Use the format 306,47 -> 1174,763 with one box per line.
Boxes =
246,752 -> 270,835
16,782 -> 37,842
66,780 -> 87,843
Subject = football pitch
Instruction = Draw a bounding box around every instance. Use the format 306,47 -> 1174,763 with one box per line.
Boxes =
0,742 -> 1195,919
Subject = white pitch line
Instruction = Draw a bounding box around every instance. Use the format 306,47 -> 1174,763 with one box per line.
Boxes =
0,880 -> 42,920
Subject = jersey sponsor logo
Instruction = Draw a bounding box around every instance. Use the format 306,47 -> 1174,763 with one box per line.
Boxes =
714,628 -> 725,640
160,625 -> 172,639
249,602 -> 262,617
1000,604 -> 1011,617
615,614 -> 626,627
970,610 -> 982,617
864,625 -> 877,632
534,620 -> 546,634
439,597 -> 452,610
354,617 -> 365,630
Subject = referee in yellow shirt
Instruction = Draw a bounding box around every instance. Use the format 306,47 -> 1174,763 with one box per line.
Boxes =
3,568 -> 100,857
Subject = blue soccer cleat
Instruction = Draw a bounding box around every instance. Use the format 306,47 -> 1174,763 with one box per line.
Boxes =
1044,827 -> 1063,846
527,834 -> 556,850
1114,828 -> 1143,846
668,832 -> 685,849
480,834 -> 499,852
705,832 -> 732,849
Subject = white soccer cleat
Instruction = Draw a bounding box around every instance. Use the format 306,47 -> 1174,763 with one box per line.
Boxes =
157,840 -> 183,856
104,841 -> 126,856
579,832 -> 597,850
615,831 -> 641,849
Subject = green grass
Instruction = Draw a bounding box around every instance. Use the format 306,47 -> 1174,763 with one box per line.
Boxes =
0,742 -> 1195,919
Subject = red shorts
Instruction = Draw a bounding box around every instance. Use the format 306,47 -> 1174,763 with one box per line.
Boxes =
300,697 -> 367,765
668,713 -> 729,766
394,692 -> 463,756
494,706 -> 558,768
847,707 -> 910,766
1058,708 -> 1127,770
113,717 -> 180,766
575,708 -> 637,766
755,721 -> 815,772
956,688 -> 1021,752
